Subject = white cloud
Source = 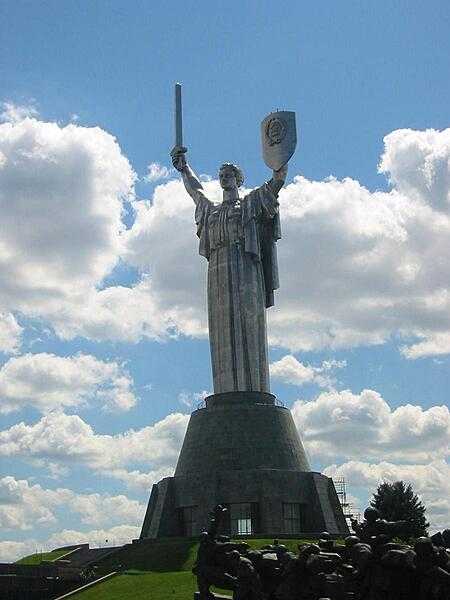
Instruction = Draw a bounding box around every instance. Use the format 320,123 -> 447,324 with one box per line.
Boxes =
0,475 -> 145,532
324,460 -> 450,532
47,524 -> 140,549
120,128 -> 450,358
0,411 -> 189,484
46,276 -> 201,343
106,467 -> 175,492
0,102 -> 38,123
0,352 -> 137,414
144,162 -> 173,183
178,389 -> 209,408
291,388 -> 450,532
0,476 -> 63,530
1,117 -> 449,357
0,116 -> 135,331
401,332 -> 450,359
270,355 -> 346,389
292,389 -> 450,464
0,313 -> 23,354
0,540 -> 34,562
379,128 -> 450,212
0,523 -> 141,562
64,492 -> 144,527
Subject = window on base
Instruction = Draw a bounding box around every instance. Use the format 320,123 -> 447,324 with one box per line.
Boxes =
282,502 -> 303,534
227,503 -> 259,536
180,506 -> 197,536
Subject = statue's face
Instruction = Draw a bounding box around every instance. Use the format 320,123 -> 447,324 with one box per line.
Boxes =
219,167 -> 238,191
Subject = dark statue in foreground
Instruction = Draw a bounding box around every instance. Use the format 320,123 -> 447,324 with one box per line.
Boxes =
193,505 -> 450,600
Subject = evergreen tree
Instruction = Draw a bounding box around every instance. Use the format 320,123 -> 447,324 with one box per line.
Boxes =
370,480 -> 429,538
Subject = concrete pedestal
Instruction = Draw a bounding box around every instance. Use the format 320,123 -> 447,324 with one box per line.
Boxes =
141,392 -> 348,538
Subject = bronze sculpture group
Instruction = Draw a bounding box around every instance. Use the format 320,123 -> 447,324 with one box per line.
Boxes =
193,505 -> 450,600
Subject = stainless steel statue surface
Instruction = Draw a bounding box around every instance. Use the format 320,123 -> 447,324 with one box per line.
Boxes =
171,84 -> 296,394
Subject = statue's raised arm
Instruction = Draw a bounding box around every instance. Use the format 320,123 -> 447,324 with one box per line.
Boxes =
261,110 -> 296,195
268,164 -> 288,195
171,145 -> 206,205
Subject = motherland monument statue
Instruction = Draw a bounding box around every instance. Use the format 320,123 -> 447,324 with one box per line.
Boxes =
170,83 -> 294,394
140,85 -> 348,539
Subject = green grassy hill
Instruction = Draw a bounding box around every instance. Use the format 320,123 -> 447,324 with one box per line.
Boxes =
105,537 -> 198,572
68,571 -> 199,600
15,548 -> 72,565
68,537 -> 321,599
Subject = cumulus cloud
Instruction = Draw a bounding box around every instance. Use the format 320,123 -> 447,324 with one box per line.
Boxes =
68,492 -> 144,527
0,524 -> 141,562
178,389 -> 209,408
0,411 -> 189,486
46,276 -> 204,343
401,333 -> 450,359
0,352 -> 137,414
0,475 -> 145,532
289,388 -> 450,531
0,540 -> 34,562
0,116 -> 203,343
0,313 -> 23,354
120,128 -> 450,357
0,476 -> 63,530
0,522 -> 141,562
292,389 -> 450,464
0,101 -> 38,123
106,466 -> 175,492
144,162 -> 173,182
379,128 -> 450,212
2,117 -> 450,357
0,116 -> 135,331
324,460 -> 450,532
270,355 -> 346,389
47,524 -> 141,549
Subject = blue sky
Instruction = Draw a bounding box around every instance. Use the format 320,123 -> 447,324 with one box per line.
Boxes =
0,1 -> 449,558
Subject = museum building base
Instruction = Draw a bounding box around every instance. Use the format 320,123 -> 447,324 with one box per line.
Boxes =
140,392 -> 349,538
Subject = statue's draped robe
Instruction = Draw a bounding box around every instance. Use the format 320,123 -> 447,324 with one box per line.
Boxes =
195,183 -> 281,393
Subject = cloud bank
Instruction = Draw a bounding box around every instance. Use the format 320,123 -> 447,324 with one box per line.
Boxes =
1,116 -> 450,358
125,127 -> 450,358
0,476 -> 144,531
0,411 -> 189,490
0,352 -> 137,414
0,389 -> 447,530
270,355 -> 346,389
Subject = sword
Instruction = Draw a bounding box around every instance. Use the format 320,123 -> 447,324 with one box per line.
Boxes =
174,82 -> 183,147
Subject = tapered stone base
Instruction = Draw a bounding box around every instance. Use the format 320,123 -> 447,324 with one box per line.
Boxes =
140,392 -> 348,538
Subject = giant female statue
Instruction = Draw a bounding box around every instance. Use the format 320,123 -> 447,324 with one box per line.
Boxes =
172,145 -> 287,394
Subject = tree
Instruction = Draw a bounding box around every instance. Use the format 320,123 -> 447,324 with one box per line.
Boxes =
370,480 -> 429,538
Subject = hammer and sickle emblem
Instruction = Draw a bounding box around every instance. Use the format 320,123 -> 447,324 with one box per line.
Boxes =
266,117 -> 286,146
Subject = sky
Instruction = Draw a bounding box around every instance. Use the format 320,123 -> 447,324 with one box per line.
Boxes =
0,1 -> 449,560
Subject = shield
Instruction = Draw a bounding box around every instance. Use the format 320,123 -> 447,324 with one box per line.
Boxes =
261,111 -> 297,170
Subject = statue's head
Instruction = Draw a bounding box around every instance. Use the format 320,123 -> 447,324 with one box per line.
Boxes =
364,507 -> 380,523
442,529 -> 450,547
345,535 -> 360,548
219,163 -> 244,191
414,537 -> 435,558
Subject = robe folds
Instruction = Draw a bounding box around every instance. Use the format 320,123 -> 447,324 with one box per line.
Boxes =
195,183 -> 281,394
